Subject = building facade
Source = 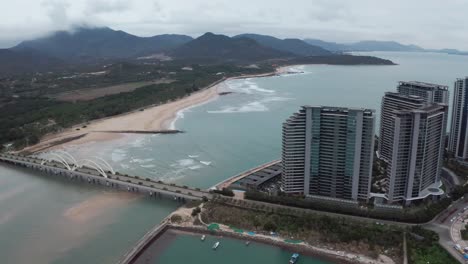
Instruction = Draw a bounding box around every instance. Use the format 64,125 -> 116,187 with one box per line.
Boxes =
397,81 -> 449,104
281,106 -> 375,201
379,93 -> 447,203
449,77 -> 468,159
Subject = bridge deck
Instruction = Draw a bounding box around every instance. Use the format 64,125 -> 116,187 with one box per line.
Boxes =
0,153 -> 211,201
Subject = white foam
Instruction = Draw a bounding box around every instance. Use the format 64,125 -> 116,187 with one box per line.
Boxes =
189,165 -> 203,170
188,155 -> 199,158
140,164 -> 156,168
200,161 -> 212,166
172,159 -> 195,167
262,96 -> 293,102
208,101 -> 268,114
111,149 -> 126,163
228,80 -> 274,94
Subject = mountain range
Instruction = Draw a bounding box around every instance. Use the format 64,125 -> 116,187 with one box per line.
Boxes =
304,39 -> 468,55
14,27 -> 193,61
12,26 -> 468,74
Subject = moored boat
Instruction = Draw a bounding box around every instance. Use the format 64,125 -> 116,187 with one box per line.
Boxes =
212,241 -> 220,250
289,253 -> 299,264
201,235 -> 206,241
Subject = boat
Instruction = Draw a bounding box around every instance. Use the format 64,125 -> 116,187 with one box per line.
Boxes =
201,235 -> 206,241
245,241 -> 250,246
212,241 -> 220,250
289,253 -> 299,264
188,155 -> 199,158
200,161 -> 212,166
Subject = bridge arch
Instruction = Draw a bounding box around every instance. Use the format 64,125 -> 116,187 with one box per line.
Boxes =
55,150 -> 78,166
43,153 -> 73,171
78,159 -> 108,178
91,156 -> 115,175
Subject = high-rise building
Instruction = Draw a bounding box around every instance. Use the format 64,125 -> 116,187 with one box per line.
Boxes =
379,92 -> 447,203
397,81 -> 449,104
281,106 -> 375,201
449,77 -> 468,159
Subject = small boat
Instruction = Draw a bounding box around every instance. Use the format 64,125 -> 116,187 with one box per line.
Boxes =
245,241 -> 250,246
200,161 -> 212,166
201,235 -> 206,241
188,155 -> 199,158
289,253 -> 299,264
212,241 -> 220,250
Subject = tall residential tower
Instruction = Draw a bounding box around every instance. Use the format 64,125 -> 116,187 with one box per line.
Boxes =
449,77 -> 468,159
281,106 -> 375,201
397,81 -> 449,104
379,92 -> 447,203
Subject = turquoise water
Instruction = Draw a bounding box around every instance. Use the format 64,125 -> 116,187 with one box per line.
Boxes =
1,52 -> 468,263
153,233 -> 331,264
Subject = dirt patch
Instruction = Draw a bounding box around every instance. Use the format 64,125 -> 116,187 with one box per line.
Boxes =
52,79 -> 174,101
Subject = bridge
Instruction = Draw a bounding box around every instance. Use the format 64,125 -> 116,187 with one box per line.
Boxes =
0,152 -> 212,201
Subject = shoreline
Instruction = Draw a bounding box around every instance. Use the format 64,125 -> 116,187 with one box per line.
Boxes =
129,223 -> 393,264
168,226 -> 355,264
21,66 -> 295,154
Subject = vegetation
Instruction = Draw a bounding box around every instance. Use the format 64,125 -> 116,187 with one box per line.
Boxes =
461,224 -> 468,240
170,214 -> 183,223
444,158 -> 468,181
0,62 -> 273,149
245,190 -> 452,223
407,226 -> 458,264
191,207 -> 201,216
202,201 -> 403,260
211,188 -> 235,197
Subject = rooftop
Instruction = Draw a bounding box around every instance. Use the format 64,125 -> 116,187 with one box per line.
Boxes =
398,81 -> 448,90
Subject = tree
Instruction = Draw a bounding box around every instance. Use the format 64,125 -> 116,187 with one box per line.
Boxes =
191,207 -> 201,216
263,221 -> 277,232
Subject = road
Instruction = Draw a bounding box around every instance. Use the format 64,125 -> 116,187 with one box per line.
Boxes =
424,196 -> 468,263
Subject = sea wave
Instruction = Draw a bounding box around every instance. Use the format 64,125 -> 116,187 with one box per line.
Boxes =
227,79 -> 275,94
208,101 -> 268,113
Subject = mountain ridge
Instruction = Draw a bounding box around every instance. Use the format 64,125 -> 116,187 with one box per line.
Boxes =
170,32 -> 295,62
234,34 -> 332,56
14,27 -> 193,61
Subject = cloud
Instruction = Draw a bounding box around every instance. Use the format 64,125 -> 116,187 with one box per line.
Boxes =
42,0 -> 71,25
0,0 -> 467,50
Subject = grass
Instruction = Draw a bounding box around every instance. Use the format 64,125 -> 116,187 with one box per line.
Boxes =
408,244 -> 458,264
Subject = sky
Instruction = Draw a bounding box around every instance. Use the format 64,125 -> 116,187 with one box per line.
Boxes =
1,0 -> 467,50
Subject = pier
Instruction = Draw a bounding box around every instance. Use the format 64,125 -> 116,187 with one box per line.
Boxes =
0,153 -> 211,201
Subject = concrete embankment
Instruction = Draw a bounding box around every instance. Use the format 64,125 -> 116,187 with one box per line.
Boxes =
212,159 -> 281,190
118,223 -> 169,264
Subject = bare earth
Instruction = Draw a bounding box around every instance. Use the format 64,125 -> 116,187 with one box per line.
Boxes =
52,79 -> 174,102
22,68 -> 286,153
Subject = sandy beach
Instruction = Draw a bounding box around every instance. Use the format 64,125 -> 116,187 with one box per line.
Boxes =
22,68 -> 290,154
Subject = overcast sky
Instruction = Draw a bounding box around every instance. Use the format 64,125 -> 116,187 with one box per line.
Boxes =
1,0 -> 467,50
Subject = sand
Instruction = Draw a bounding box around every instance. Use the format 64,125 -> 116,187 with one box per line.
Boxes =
22,78 -> 226,153
63,192 -> 139,224
22,67 -> 290,153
